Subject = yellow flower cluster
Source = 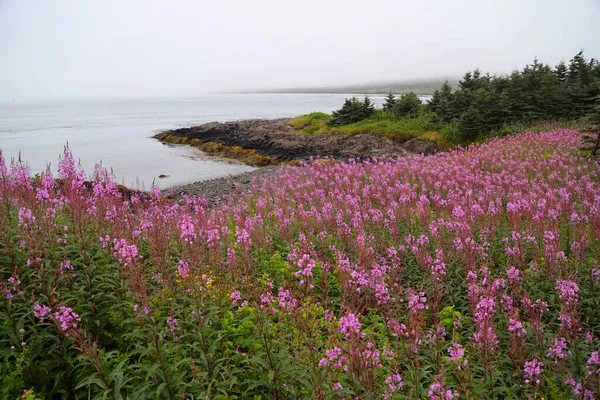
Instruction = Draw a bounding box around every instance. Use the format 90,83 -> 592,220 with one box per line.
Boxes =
175,270 -> 215,293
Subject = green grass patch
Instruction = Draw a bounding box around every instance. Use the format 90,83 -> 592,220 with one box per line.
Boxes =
287,112 -> 330,129
288,110 -> 446,146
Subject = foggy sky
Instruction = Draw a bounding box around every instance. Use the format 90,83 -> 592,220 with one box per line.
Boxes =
1,0 -> 599,102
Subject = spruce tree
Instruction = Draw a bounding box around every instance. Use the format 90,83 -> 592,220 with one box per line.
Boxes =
555,62 -> 568,84
430,81 -> 453,122
362,96 -> 375,119
383,92 -> 396,111
457,106 -> 485,141
394,92 -> 422,117
329,97 -> 373,126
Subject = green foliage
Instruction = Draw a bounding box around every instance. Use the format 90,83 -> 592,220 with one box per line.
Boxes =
0,349 -> 27,399
287,112 -> 330,130
458,106 -> 486,141
581,97 -> 600,157
331,111 -> 440,138
429,80 -> 454,123
289,109 -> 448,147
430,51 -> 600,141
328,96 -> 375,126
391,92 -> 423,117
382,91 -> 396,111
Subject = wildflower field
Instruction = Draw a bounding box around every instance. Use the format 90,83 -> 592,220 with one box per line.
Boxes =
1,129 -> 600,399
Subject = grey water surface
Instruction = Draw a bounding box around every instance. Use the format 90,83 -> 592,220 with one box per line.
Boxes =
0,93 -> 430,188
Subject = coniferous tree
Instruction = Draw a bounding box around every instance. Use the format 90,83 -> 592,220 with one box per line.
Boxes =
362,96 -> 375,119
555,62 -> 568,84
429,81 -> 454,122
393,92 -> 422,117
457,106 -> 486,141
329,97 -> 374,126
383,92 -> 396,111
568,51 -> 593,85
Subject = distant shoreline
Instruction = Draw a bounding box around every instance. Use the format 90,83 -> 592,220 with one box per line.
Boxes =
237,90 -> 436,96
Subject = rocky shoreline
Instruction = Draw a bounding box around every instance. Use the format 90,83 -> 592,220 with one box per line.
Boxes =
156,117 -> 441,203
154,118 -> 440,164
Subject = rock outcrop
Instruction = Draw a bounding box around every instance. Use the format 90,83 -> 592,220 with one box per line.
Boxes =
155,118 -> 411,163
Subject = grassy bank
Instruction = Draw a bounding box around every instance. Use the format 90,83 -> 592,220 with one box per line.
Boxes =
288,110 -> 451,147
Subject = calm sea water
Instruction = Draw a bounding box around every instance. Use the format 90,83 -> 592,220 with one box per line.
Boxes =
0,93 -> 431,188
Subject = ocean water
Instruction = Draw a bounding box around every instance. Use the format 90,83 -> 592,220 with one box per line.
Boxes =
0,93 -> 431,188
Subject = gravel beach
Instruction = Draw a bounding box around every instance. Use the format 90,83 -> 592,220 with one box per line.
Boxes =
161,166 -> 283,205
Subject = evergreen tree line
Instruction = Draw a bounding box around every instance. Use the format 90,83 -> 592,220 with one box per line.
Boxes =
429,51 -> 600,140
328,93 -> 425,127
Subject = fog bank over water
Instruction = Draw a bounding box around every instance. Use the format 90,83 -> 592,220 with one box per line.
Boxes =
1,0 -> 599,103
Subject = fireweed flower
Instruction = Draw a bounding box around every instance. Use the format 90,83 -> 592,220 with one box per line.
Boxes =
112,238 -> 141,267
564,378 -> 584,397
448,342 -> 468,370
33,303 -> 52,322
430,249 -> 447,280
59,260 -> 74,275
179,215 -> 197,244
339,313 -> 363,338
362,341 -> 382,367
18,207 -> 35,227
406,289 -> 428,314
585,332 -> 595,345
319,347 -> 343,366
176,259 -> 190,279
277,286 -> 298,312
587,350 -> 600,376
428,381 -> 456,399
4,276 -> 23,298
523,359 -> 544,385
49,306 -> 81,336
546,337 -> 571,364
234,226 -> 251,250
385,373 -> 403,394
508,318 -> 527,337
506,266 -> 521,281
472,296 -> 498,353
230,291 -> 241,305
165,315 -> 180,341
294,254 -> 316,288
555,280 -> 579,306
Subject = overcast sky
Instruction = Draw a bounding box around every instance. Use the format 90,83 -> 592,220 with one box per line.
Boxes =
1,0 -> 599,102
